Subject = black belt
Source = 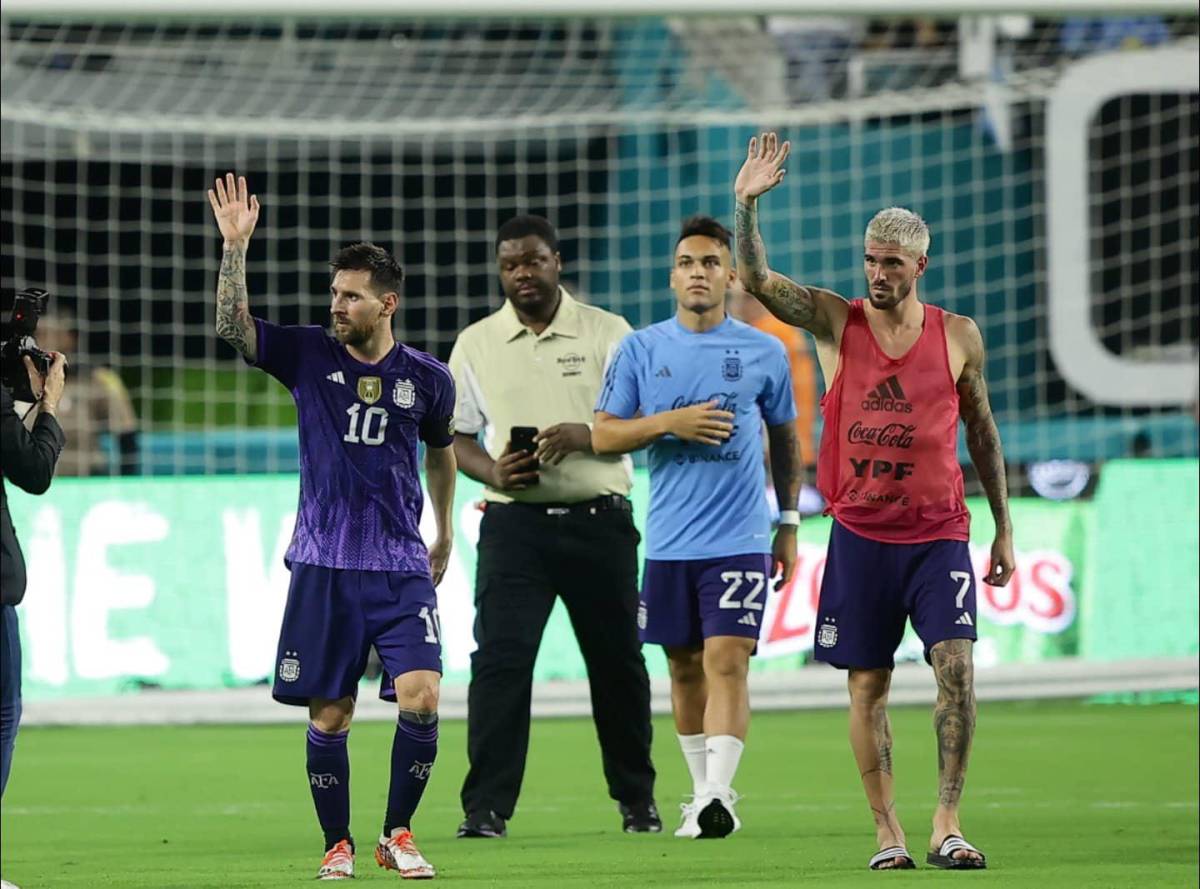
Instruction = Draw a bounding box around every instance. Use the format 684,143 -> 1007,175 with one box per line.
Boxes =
493,494 -> 631,516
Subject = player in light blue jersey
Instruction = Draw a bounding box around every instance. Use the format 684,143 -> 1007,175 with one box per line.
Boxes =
209,173 -> 453,880
593,216 -> 802,839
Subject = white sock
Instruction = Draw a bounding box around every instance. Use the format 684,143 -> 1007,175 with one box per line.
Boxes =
704,735 -> 745,796
677,733 -> 707,796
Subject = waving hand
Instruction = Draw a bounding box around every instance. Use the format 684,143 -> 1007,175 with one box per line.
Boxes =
734,132 -> 791,202
207,172 -> 260,247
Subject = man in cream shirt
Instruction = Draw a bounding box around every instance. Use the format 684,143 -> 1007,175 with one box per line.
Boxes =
448,215 -> 659,839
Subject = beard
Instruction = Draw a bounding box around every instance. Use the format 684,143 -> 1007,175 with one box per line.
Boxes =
331,317 -> 374,347
867,277 -> 914,310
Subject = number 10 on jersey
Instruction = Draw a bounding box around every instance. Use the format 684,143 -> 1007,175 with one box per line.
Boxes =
344,403 -> 388,445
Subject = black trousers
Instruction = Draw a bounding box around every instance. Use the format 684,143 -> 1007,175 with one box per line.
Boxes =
460,499 -> 656,820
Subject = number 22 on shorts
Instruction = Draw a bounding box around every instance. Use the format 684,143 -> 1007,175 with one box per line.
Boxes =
718,571 -> 766,611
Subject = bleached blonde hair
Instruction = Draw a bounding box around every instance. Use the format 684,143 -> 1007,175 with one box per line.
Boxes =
864,207 -> 930,259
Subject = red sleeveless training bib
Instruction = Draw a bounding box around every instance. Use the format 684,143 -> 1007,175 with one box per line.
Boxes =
816,299 -> 969,543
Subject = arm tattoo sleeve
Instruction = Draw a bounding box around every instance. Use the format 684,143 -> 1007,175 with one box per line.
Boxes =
959,366 -> 1011,533
734,199 -> 769,291
767,423 -> 803,513
734,199 -> 822,331
216,243 -> 253,357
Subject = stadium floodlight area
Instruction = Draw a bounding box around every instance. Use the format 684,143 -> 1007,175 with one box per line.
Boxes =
1,2 -> 1197,479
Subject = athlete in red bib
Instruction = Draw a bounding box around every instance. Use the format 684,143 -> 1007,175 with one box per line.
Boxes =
734,133 -> 1014,872
817,298 -> 970,544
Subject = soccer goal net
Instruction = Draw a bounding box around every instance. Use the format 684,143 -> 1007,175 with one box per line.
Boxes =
1,2 -> 1197,480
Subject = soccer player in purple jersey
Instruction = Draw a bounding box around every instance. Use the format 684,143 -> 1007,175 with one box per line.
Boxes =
209,173 -> 456,881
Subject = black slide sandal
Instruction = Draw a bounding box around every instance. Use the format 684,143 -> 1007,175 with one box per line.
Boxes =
869,845 -> 916,870
927,835 -> 987,869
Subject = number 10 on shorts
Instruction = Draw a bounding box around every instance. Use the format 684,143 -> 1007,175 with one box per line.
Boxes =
419,606 -> 441,644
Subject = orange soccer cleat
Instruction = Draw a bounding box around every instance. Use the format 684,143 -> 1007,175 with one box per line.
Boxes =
375,828 -> 435,879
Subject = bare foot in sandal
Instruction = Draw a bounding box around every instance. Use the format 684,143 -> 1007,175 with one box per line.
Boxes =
928,833 -> 986,869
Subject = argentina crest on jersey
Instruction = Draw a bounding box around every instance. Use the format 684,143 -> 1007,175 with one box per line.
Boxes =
393,377 -> 416,409
722,350 -> 742,381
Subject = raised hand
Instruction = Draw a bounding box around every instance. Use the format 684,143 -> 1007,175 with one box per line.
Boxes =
735,132 -> 791,202
667,400 -> 735,446
207,172 -> 260,246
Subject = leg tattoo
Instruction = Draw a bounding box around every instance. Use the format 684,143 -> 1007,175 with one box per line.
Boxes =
860,708 -> 893,780
931,639 -> 976,810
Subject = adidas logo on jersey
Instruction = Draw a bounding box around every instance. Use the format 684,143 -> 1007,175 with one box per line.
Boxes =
955,613 -> 974,626
861,375 -> 912,413
655,366 -> 672,378
326,371 -> 345,385
737,613 -> 758,628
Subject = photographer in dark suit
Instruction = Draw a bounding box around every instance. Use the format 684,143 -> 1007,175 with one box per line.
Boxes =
2,350 -> 67,796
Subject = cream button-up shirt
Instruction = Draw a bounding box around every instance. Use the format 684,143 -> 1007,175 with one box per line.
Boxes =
448,288 -> 634,504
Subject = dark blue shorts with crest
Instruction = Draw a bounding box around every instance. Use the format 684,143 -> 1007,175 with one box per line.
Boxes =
813,521 -> 977,670
639,553 -> 772,648
272,562 -> 442,706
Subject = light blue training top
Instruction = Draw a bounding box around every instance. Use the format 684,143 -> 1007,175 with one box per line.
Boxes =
596,315 -> 796,560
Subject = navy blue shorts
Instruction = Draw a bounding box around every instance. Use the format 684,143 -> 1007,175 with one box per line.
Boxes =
272,563 -> 442,706
640,553 -> 771,648
813,521 -> 977,670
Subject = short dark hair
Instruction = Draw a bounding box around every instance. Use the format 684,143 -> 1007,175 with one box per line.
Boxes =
495,215 -> 559,254
329,242 -> 404,295
677,215 -> 732,251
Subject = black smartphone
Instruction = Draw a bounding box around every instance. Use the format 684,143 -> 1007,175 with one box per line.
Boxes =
510,425 -> 540,484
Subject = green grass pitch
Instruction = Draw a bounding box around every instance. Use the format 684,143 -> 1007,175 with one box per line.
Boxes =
1,700 -> 1196,888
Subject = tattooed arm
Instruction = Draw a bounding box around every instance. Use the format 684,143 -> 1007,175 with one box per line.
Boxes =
765,421 -> 802,586
733,133 -> 847,342
954,316 -> 1015,586
207,172 -> 261,361
766,421 -> 802,521
214,243 -> 257,361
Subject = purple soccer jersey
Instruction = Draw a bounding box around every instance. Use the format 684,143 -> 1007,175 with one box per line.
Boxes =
251,319 -> 455,574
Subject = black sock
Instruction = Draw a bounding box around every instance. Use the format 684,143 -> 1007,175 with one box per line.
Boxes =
383,712 -> 438,835
306,724 -> 352,851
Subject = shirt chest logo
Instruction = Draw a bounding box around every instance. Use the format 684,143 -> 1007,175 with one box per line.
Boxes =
722,350 -> 742,382
860,375 -> 912,413
393,378 -> 416,409
557,352 -> 585,378
357,376 -> 382,404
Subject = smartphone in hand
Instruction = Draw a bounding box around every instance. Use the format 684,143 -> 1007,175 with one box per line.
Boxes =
510,425 -> 540,485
